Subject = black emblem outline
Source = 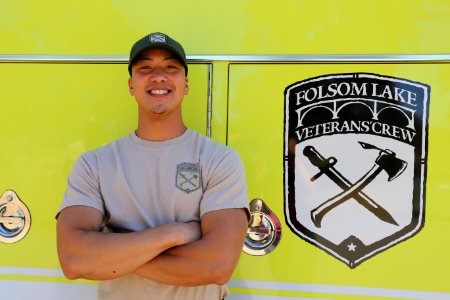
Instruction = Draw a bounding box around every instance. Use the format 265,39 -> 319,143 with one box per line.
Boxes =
283,72 -> 430,268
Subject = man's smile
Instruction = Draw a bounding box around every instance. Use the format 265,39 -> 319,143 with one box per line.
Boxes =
146,87 -> 172,97
150,89 -> 169,95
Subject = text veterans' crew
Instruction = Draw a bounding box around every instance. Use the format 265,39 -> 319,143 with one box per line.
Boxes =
56,32 -> 250,300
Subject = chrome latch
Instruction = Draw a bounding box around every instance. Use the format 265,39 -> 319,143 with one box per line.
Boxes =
243,198 -> 282,255
0,190 -> 31,243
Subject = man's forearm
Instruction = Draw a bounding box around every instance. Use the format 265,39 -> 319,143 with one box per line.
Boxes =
59,227 -> 178,280
57,207 -> 201,281
134,239 -> 232,286
134,209 -> 248,286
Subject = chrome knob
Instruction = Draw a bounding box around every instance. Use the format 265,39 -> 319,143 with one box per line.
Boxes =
243,198 -> 281,255
0,190 -> 31,243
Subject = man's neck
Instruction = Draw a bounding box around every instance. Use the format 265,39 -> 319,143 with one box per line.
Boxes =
135,115 -> 187,141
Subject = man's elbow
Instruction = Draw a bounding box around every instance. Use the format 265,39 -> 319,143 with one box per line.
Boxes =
61,266 -> 82,280
212,273 -> 232,286
59,255 -> 85,280
208,261 -> 237,285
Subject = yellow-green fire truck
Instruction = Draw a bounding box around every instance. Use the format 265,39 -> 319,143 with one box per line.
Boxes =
1,1 -> 449,299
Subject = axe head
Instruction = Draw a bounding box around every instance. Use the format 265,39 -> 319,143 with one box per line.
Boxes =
375,151 -> 408,181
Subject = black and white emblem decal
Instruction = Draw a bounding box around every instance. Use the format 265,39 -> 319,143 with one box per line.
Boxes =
284,73 -> 430,268
176,163 -> 201,194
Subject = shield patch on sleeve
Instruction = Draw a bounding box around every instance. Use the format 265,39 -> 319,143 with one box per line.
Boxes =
283,73 -> 430,268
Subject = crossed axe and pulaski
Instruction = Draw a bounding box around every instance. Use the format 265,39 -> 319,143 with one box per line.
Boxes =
303,142 -> 408,228
179,172 -> 199,188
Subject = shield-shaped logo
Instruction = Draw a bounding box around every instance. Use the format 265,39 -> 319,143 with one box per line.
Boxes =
284,73 -> 430,268
150,33 -> 166,43
176,162 -> 201,194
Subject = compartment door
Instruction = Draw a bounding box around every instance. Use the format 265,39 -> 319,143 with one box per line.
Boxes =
0,62 -> 209,298
229,63 -> 450,298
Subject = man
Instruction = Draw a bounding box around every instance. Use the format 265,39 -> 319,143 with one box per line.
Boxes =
56,32 -> 249,299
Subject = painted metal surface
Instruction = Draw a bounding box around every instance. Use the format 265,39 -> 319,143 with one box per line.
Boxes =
1,1 -> 449,55
0,63 -> 209,293
228,63 -> 450,297
1,0 -> 449,298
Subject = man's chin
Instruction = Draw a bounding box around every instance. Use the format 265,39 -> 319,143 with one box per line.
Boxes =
150,105 -> 169,115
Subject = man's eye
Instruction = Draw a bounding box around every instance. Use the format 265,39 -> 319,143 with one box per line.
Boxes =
140,66 -> 151,70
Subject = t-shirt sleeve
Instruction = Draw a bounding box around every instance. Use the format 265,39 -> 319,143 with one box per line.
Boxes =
200,149 -> 250,219
56,152 -> 105,218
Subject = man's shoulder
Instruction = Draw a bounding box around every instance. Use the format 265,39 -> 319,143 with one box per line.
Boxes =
189,130 -> 234,155
186,130 -> 243,169
78,133 -> 132,162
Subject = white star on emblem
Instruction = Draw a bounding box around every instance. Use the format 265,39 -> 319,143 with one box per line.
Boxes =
347,242 -> 357,252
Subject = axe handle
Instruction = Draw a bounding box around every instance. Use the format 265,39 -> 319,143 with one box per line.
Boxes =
304,145 -> 398,227
311,165 -> 382,227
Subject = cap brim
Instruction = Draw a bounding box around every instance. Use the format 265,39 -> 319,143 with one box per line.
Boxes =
128,43 -> 187,75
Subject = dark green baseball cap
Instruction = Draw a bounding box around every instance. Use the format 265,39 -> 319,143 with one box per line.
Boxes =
128,32 -> 188,75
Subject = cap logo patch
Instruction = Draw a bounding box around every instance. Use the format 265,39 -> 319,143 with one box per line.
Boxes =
150,33 -> 166,43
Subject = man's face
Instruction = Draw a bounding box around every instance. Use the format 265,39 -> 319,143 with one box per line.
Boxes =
128,48 -> 188,117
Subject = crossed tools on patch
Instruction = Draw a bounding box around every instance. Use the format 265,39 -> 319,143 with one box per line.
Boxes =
303,142 -> 407,228
179,172 -> 199,187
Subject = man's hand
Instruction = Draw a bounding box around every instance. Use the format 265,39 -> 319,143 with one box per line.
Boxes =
177,221 -> 202,245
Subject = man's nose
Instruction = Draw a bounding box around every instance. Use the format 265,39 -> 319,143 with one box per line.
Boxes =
149,67 -> 167,81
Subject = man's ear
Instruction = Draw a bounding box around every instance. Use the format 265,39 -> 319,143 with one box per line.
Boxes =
184,77 -> 189,95
128,78 -> 134,96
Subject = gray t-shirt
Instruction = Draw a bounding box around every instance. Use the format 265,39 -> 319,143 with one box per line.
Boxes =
58,129 -> 249,299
